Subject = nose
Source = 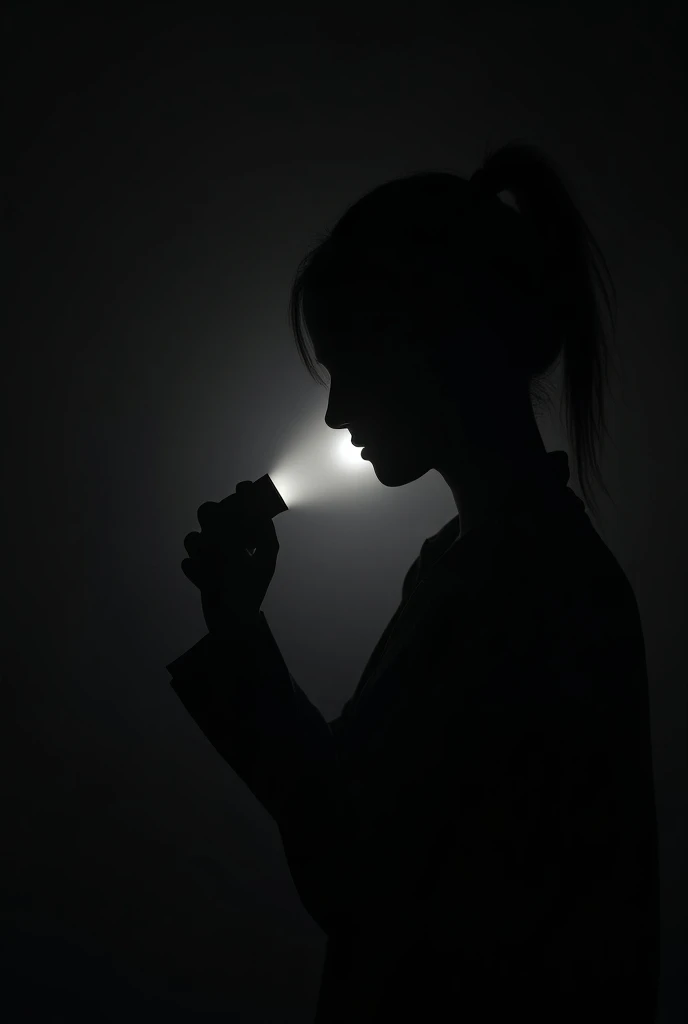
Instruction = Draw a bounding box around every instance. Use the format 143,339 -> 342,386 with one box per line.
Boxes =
324,389 -> 353,433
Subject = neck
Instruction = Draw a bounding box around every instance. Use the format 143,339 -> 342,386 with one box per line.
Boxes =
440,412 -> 547,538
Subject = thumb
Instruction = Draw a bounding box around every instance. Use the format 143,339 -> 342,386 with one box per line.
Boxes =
250,513 -> 280,569
235,482 -> 279,561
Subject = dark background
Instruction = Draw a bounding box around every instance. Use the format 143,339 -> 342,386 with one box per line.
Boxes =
4,4 -> 686,1021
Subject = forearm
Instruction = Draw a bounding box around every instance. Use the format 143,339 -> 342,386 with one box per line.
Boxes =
167,613 -> 353,930
169,612 -> 293,783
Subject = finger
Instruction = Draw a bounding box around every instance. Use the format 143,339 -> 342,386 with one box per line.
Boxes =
181,558 -> 202,587
237,481 -> 262,521
182,551 -> 225,588
249,515 -> 280,567
183,531 -> 203,556
213,489 -> 256,547
197,501 -> 221,530
219,481 -> 253,514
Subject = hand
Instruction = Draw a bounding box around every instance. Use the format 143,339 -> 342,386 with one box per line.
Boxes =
181,480 -> 280,634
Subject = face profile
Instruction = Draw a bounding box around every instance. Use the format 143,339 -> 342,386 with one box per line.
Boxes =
304,278 -> 552,539
305,295 -> 455,490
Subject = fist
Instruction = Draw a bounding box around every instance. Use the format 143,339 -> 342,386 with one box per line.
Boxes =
181,480 -> 279,633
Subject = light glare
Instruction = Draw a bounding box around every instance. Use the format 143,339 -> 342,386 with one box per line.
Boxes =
268,417 -> 373,509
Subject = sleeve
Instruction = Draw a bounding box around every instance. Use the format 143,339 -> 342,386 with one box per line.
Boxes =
166,612 -> 357,934
164,547 -> 431,936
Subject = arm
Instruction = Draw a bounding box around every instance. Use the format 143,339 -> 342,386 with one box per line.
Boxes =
167,612 -> 356,933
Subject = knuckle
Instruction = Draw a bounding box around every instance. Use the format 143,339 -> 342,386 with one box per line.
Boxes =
183,531 -> 201,552
197,501 -> 218,524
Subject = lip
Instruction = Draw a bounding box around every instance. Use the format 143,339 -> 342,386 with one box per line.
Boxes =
350,437 -> 366,448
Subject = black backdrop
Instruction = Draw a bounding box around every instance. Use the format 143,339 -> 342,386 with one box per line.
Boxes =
4,4 -> 686,1021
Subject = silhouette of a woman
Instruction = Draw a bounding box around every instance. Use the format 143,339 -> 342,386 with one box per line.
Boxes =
285,141 -> 659,1023
169,141 -> 659,1024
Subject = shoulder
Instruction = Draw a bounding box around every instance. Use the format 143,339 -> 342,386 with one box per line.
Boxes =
545,530 -> 644,664
502,502 -> 643,648
401,515 -> 461,600
465,523 -> 646,708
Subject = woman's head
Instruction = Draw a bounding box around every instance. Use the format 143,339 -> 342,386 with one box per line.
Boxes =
289,140 -> 618,517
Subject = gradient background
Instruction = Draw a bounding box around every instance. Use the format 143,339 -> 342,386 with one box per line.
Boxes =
4,4 -> 686,1021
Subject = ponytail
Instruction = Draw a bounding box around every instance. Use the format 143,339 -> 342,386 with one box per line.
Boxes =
470,140 -> 619,519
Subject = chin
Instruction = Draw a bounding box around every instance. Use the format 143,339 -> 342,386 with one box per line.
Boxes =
366,449 -> 433,487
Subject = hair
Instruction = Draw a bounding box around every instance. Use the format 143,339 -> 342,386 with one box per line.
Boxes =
288,139 -> 619,521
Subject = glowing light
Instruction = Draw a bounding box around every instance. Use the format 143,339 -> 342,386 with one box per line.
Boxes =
337,432 -> 368,469
267,414 -> 374,509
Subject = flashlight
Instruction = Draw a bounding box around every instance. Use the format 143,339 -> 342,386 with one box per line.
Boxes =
250,473 -> 289,519
237,474 -> 288,557
213,474 -> 288,558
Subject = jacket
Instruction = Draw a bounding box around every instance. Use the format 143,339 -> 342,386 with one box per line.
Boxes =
166,450 -> 660,1022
